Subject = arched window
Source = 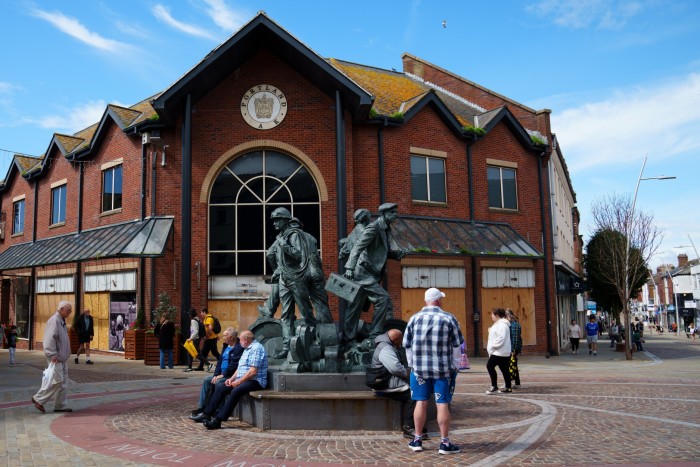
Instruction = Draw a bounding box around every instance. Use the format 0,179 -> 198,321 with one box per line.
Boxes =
208,150 -> 321,276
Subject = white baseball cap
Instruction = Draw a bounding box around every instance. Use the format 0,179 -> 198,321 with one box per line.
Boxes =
424,287 -> 446,301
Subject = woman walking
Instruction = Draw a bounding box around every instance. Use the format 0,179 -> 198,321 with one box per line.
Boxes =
485,308 -> 512,394
568,319 -> 582,354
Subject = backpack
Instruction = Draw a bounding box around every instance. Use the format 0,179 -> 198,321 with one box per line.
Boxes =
212,316 -> 222,334
196,318 -> 205,338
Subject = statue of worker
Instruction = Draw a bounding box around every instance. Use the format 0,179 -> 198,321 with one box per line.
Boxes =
266,207 -> 331,359
338,208 -> 371,261
343,203 -> 404,344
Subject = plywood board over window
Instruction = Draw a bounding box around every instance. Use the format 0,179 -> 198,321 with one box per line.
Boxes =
481,267 -> 536,349
84,293 -> 110,351
35,294 -> 75,347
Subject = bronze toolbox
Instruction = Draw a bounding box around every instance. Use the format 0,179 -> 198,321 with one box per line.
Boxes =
325,272 -> 362,302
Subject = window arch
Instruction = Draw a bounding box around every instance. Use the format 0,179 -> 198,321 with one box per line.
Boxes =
208,150 -> 321,276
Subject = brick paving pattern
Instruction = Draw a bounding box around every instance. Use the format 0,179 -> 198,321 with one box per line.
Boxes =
1,333 -> 699,466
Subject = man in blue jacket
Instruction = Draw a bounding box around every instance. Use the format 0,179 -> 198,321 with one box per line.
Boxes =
189,328 -> 243,417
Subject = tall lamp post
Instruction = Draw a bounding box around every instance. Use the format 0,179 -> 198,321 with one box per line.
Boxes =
624,155 -> 675,355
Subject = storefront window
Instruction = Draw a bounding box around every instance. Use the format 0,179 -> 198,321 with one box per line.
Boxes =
15,293 -> 29,339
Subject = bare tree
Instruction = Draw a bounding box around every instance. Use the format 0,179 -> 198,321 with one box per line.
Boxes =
589,193 -> 663,360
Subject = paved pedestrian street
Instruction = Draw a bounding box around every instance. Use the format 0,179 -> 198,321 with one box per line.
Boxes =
1,332 -> 699,466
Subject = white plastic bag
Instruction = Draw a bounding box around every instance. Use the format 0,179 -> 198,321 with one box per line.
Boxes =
40,362 -> 56,391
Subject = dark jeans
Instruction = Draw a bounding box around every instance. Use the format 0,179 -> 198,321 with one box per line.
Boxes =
215,380 -> 263,421
570,338 -> 580,352
610,335 -> 619,347
197,338 -> 220,368
486,354 -> 511,389
378,389 -> 416,429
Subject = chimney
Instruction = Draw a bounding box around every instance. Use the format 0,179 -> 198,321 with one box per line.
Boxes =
678,254 -> 688,268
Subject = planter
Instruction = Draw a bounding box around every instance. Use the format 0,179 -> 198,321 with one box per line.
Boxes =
124,329 -> 146,360
144,331 -> 181,366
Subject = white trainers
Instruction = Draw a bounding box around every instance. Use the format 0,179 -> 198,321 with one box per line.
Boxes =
485,386 -> 498,394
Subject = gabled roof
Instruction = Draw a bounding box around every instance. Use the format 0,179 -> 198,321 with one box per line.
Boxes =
152,12 -> 373,124
0,154 -> 43,192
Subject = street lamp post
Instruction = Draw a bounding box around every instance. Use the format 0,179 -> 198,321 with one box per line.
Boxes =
624,155 -> 675,356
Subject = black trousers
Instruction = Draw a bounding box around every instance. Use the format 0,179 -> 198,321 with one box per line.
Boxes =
197,338 -> 220,368
486,354 -> 512,389
215,380 -> 263,421
378,389 -> 416,429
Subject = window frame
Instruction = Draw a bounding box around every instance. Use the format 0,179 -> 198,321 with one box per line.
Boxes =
207,150 -> 322,277
410,154 -> 447,204
101,164 -> 123,213
50,183 -> 67,226
487,165 -> 518,211
12,198 -> 25,235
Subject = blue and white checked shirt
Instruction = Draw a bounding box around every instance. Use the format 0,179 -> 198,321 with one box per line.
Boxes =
236,340 -> 268,388
403,306 -> 464,379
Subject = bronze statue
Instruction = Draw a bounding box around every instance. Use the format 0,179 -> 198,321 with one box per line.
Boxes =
266,208 -> 332,359
342,203 -> 404,344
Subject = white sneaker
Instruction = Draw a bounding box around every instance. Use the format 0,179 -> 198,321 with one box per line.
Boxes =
485,386 -> 498,394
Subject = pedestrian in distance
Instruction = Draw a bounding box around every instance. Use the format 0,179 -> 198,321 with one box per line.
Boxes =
568,319 -> 582,354
6,325 -> 18,366
505,309 -> 522,388
184,308 -> 207,372
585,315 -> 599,356
485,308 -> 512,394
403,287 -> 463,455
74,308 -> 94,364
32,301 -> 74,413
154,314 -> 176,369
197,308 -> 219,371
609,321 -> 620,348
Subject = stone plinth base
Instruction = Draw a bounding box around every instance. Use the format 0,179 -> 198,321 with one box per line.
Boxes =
234,371 -> 436,431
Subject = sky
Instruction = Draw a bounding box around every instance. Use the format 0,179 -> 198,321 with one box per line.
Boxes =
1,0 -> 699,271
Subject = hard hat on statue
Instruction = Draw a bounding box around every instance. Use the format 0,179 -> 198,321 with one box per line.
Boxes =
270,207 -> 292,220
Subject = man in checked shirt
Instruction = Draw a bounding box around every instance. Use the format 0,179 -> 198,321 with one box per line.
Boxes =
403,287 -> 464,455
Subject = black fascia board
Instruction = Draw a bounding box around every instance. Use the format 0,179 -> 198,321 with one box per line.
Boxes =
401,91 -> 465,137
480,107 -> 544,153
151,13 -> 372,124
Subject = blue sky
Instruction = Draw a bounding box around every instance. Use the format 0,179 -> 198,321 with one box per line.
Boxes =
1,0 -> 699,270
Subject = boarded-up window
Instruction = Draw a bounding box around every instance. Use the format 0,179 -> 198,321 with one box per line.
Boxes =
482,268 -> 534,288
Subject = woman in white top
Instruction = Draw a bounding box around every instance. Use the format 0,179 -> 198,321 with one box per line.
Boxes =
485,308 -> 512,394
568,319 -> 582,354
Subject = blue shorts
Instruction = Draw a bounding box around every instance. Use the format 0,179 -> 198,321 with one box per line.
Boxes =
410,372 -> 456,404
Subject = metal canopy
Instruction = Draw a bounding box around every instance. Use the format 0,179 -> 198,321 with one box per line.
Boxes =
0,216 -> 174,271
389,216 -> 542,258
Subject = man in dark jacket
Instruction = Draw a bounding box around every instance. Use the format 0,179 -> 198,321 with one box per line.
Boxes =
369,329 -> 425,440
74,308 -> 94,364
190,328 -> 243,417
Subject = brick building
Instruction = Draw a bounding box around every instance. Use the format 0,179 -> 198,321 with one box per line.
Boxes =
0,13 -> 573,357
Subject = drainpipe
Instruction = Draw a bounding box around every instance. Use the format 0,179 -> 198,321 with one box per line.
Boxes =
77,161 -> 84,233
467,137 -> 479,355
538,153 -> 554,356
181,95 -> 193,355
378,119 -> 387,204
150,149 -> 157,320
32,180 -> 38,243
139,143 -> 147,324
28,267 -> 35,349
335,90 -> 347,328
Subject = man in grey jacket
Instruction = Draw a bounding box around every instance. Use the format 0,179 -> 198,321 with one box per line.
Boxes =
32,301 -> 73,413
370,329 -> 425,439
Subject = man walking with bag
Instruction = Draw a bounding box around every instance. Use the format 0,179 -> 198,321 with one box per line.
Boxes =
32,301 -> 73,413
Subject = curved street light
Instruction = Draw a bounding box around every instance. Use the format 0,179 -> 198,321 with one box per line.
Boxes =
624,155 -> 676,353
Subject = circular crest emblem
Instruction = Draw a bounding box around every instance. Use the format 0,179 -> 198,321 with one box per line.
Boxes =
241,85 -> 287,130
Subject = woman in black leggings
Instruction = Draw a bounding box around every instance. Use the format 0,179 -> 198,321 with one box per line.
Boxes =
485,308 -> 512,394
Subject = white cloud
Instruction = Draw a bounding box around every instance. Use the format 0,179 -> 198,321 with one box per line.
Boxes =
202,0 -> 247,33
26,100 -> 109,134
552,72 -> 700,172
152,4 -> 217,40
0,82 -> 15,93
30,8 -> 131,54
526,0 -> 645,30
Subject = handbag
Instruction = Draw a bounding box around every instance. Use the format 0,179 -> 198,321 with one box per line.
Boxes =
365,365 -> 392,390
40,362 -> 57,391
